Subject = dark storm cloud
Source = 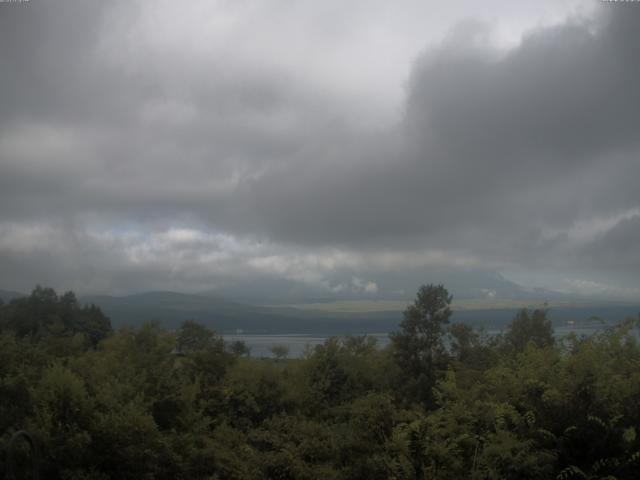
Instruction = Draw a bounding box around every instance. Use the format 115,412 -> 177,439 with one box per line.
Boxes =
219,5 -> 640,256
0,0 -> 357,223
0,1 -> 132,126
575,215 -> 640,272
1,1 -> 639,296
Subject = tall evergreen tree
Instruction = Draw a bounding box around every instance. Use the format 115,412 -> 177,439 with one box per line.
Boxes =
390,284 -> 452,406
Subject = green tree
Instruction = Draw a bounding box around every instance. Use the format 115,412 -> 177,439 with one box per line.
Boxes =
448,323 -> 496,376
73,304 -> 112,347
177,319 -> 214,352
505,308 -> 554,353
390,284 -> 453,406
307,337 -> 348,406
0,286 -> 111,349
270,344 -> 290,361
228,340 -> 250,357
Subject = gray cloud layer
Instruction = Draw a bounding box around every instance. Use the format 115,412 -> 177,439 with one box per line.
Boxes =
1,1 -> 639,298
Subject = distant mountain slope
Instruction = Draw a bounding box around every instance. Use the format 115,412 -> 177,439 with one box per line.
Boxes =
198,270 -> 574,304
80,291 -> 402,333
79,290 -> 640,335
1,287 -> 635,334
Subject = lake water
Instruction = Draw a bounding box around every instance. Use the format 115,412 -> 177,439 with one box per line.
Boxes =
223,324 -> 632,358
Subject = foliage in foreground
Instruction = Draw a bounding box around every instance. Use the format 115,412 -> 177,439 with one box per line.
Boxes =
0,285 -> 639,479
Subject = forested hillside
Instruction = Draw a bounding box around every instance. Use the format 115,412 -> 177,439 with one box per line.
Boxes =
1,286 -> 639,479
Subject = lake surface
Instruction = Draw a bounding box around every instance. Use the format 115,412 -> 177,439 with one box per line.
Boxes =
223,324 -> 633,358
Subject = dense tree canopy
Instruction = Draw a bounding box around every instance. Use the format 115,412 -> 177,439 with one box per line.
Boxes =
0,286 -> 112,347
390,284 -> 453,406
1,286 -> 639,479
505,307 -> 555,353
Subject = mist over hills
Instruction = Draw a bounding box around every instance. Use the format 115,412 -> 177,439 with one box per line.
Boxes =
3,269 -> 638,334
1,2 -> 640,336
197,270 -> 566,305
78,290 -> 640,334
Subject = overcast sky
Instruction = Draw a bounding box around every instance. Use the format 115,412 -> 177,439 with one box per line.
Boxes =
1,0 -> 639,300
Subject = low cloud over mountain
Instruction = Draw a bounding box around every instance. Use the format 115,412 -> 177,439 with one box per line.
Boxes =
1,1 -> 639,299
